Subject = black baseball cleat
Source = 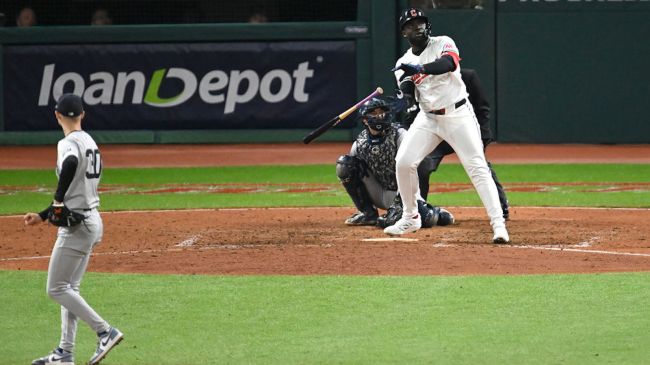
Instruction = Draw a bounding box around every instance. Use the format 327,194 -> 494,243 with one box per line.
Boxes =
345,212 -> 378,226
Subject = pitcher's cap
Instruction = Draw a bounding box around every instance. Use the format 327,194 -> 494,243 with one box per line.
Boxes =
56,93 -> 84,117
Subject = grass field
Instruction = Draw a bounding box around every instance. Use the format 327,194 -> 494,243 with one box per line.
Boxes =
2,163 -> 650,364
1,164 -> 649,214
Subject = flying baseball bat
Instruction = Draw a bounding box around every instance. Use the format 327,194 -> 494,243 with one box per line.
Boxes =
302,87 -> 384,144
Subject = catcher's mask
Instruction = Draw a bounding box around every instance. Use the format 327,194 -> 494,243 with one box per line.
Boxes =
359,98 -> 392,132
399,8 -> 431,33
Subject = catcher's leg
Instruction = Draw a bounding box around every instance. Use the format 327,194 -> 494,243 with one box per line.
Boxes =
336,155 -> 378,225
361,174 -> 397,211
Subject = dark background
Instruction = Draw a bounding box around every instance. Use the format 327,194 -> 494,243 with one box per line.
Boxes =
1,0 -> 358,26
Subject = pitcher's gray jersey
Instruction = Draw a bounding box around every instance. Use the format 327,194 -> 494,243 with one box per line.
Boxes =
56,131 -> 101,210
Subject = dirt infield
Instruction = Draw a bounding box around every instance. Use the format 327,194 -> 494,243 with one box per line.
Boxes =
2,143 -> 649,275
2,207 -> 650,275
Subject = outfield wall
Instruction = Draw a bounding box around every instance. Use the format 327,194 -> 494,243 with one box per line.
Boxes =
1,0 -> 648,145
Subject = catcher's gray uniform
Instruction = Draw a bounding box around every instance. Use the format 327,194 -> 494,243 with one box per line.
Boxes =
47,130 -> 111,352
349,125 -> 405,209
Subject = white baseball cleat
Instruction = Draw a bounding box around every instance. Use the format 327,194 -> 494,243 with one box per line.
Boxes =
88,327 -> 123,365
492,226 -> 510,244
31,348 -> 74,365
384,214 -> 421,236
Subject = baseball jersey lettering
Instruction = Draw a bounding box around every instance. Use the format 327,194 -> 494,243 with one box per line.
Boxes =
85,149 -> 102,179
411,73 -> 429,85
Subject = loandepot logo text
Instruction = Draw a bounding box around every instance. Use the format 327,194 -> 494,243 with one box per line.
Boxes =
38,62 -> 314,114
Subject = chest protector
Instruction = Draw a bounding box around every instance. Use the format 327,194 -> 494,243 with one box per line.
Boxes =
355,125 -> 400,191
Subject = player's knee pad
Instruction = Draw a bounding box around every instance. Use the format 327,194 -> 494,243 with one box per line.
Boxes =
336,154 -> 360,183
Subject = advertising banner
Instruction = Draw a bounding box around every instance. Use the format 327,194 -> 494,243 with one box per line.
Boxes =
3,41 -> 356,131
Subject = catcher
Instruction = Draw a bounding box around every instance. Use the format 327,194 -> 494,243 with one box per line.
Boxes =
336,97 -> 454,228
23,93 -> 123,365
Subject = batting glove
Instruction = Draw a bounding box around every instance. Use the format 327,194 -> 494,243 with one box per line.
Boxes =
391,63 -> 424,81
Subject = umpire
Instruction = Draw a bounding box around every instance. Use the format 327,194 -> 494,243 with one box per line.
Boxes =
407,68 -> 510,219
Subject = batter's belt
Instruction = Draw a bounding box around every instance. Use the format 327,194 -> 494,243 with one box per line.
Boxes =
428,98 -> 466,115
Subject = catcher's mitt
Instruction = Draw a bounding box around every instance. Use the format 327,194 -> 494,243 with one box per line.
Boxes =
377,195 -> 403,228
47,203 -> 86,227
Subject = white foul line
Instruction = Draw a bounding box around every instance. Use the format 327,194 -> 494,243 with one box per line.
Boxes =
508,245 -> 650,257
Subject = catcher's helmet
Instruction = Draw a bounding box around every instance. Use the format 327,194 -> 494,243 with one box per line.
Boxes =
359,98 -> 392,132
399,8 -> 431,32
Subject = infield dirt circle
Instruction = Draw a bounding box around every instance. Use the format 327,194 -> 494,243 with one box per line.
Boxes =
2,143 -> 650,275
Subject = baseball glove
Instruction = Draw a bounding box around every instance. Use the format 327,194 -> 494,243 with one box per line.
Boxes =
47,203 -> 86,227
377,195 -> 403,228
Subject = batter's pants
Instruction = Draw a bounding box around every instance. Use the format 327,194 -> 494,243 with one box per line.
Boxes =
395,102 -> 506,231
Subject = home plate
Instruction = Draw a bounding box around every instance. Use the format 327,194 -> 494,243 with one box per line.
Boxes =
362,237 -> 419,242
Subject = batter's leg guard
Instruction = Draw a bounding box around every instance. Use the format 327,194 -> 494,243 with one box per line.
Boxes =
336,155 -> 378,220
487,161 -> 510,220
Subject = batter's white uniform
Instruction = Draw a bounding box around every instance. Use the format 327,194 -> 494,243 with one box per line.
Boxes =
393,36 -> 506,233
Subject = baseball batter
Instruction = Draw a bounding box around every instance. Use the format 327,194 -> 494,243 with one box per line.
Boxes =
24,94 -> 123,365
385,8 -> 509,243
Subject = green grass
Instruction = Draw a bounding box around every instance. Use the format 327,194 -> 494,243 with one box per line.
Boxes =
2,164 -> 649,185
0,164 -> 649,214
3,270 -> 650,365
